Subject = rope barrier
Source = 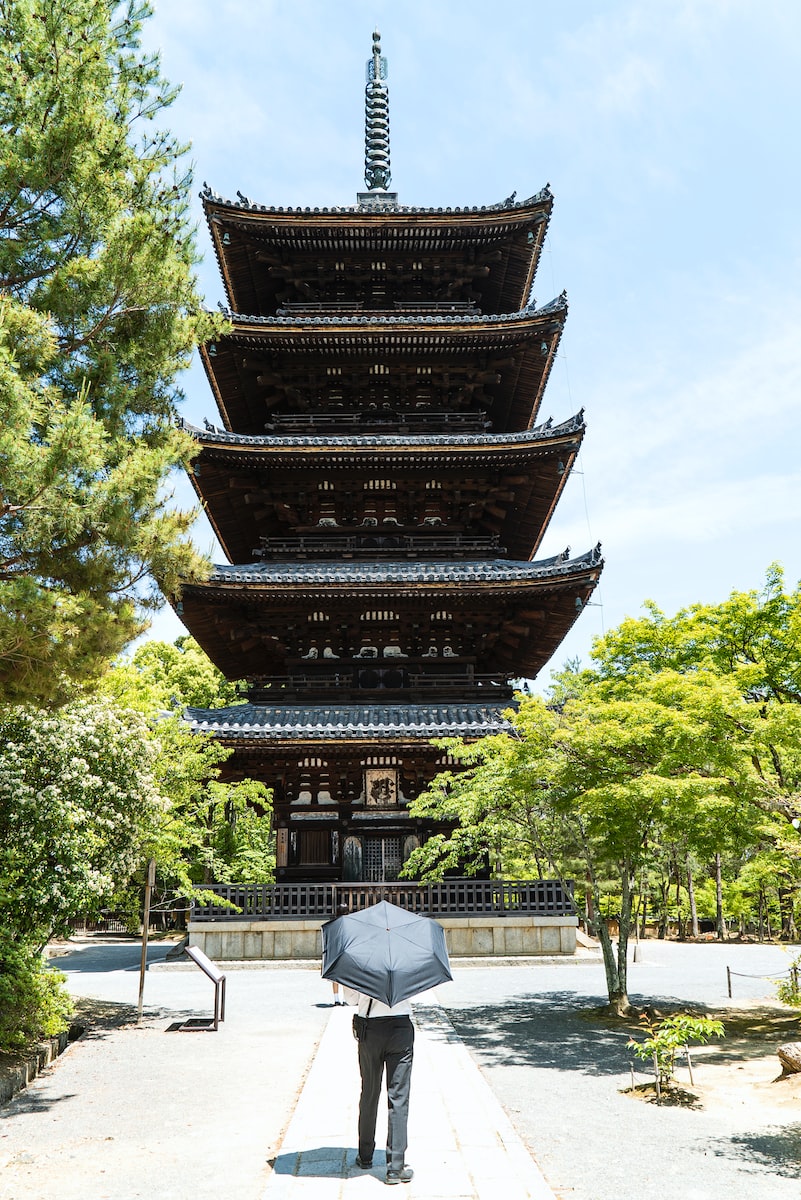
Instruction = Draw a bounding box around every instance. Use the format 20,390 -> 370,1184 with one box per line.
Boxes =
727,963 -> 796,997
728,968 -> 792,979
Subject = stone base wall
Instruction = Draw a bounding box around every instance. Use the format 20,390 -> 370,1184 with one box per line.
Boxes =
187,915 -> 577,961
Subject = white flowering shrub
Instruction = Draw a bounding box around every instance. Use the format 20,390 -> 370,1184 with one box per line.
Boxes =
0,700 -> 165,950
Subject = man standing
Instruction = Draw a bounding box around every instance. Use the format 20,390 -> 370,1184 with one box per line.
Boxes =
343,987 -> 414,1185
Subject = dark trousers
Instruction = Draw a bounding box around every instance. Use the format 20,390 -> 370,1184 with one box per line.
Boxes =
357,1015 -> 414,1172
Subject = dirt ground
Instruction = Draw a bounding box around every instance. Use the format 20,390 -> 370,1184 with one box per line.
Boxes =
623,1003 -> 801,1118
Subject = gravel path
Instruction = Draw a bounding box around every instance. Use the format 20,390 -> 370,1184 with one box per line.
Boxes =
2,939 -> 800,1200
440,941 -> 801,1200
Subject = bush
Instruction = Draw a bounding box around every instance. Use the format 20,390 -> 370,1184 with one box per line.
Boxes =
776,955 -> 801,1007
0,943 -> 73,1053
628,1012 -> 725,1089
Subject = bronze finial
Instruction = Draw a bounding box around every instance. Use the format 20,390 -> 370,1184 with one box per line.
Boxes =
364,30 -> 391,191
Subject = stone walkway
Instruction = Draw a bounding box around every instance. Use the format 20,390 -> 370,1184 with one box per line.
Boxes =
263,1003 -> 556,1199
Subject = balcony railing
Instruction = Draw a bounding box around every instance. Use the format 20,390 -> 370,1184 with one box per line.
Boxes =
254,533 -> 503,560
265,410 -> 491,435
243,670 -> 513,703
191,879 -> 575,921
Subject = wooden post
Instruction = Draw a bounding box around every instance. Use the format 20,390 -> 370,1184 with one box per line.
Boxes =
685,1044 -> 694,1087
726,964 -> 732,998
137,858 -> 156,1023
653,1052 -> 661,1103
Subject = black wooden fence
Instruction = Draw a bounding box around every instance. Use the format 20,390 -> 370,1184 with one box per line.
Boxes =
191,878 -> 575,921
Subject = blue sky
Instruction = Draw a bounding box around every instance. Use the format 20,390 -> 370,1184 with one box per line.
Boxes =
141,0 -> 801,682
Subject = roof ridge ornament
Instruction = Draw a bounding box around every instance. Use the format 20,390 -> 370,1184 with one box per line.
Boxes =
363,30 -> 393,195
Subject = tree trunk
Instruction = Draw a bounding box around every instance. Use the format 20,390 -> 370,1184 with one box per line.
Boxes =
657,877 -> 669,939
687,859 -> 699,938
715,852 -> 725,941
593,867 -> 633,1015
675,858 -> 685,941
778,887 -> 798,941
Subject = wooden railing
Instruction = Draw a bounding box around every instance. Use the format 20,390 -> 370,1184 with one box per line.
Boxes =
265,411 -> 491,434
191,879 -> 575,921
243,671 -> 513,703
254,533 -> 502,560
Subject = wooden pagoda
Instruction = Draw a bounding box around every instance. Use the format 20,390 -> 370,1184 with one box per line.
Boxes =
176,33 -> 602,886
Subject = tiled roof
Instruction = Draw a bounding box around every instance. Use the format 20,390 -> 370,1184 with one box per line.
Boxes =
183,701 -> 515,739
216,293 -> 566,328
200,185 -> 553,217
184,412 -> 585,450
205,548 -> 601,587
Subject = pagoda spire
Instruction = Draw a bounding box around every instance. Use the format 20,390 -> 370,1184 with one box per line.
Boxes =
364,30 -> 391,191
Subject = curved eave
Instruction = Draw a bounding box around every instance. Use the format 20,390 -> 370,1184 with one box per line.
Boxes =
176,552 -> 602,681
199,298 -> 566,436
185,549 -> 602,595
183,701 -> 515,742
184,412 -> 584,459
185,416 -> 584,562
201,187 -> 553,224
216,298 -> 566,338
203,189 -> 553,318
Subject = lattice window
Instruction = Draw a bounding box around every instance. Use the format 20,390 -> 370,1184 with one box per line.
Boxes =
363,836 -> 403,882
361,611 -> 399,622
364,479 -> 396,491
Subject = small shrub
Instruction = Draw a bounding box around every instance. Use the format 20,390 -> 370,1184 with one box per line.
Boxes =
628,1013 -> 725,1089
776,955 -> 801,1008
0,943 -> 74,1053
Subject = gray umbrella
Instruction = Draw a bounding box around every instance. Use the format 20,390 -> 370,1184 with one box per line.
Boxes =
321,900 -> 452,1006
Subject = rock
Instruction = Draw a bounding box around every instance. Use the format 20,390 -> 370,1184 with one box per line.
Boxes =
777,1043 -> 801,1075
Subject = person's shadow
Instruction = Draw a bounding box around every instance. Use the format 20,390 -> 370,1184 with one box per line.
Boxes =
270,1147 -> 385,1178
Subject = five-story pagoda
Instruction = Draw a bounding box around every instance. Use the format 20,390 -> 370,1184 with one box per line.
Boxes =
176,34 -> 602,885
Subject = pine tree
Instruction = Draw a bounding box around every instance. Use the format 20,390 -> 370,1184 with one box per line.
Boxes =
0,0 -> 222,703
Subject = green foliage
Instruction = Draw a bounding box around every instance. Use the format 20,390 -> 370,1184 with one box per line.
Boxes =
775,955 -> 801,1008
405,567 -> 801,1010
99,641 -> 272,909
0,0 -> 226,704
627,1013 -> 725,1089
0,699 -> 165,950
593,566 -> 801,827
99,636 -> 243,713
0,944 -> 74,1053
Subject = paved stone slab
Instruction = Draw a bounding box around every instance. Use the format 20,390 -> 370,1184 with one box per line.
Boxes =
261,1000 -> 556,1200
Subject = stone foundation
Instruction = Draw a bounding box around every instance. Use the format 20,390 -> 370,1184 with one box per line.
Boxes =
187,915 -> 577,961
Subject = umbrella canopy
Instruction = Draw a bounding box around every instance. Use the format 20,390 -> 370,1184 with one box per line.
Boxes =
321,900 -> 452,1007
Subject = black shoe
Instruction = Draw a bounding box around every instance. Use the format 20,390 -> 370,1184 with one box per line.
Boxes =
355,1155 -> 373,1169
386,1165 -> 413,1185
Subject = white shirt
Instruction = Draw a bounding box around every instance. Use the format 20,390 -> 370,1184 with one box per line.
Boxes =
342,987 -> 412,1017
